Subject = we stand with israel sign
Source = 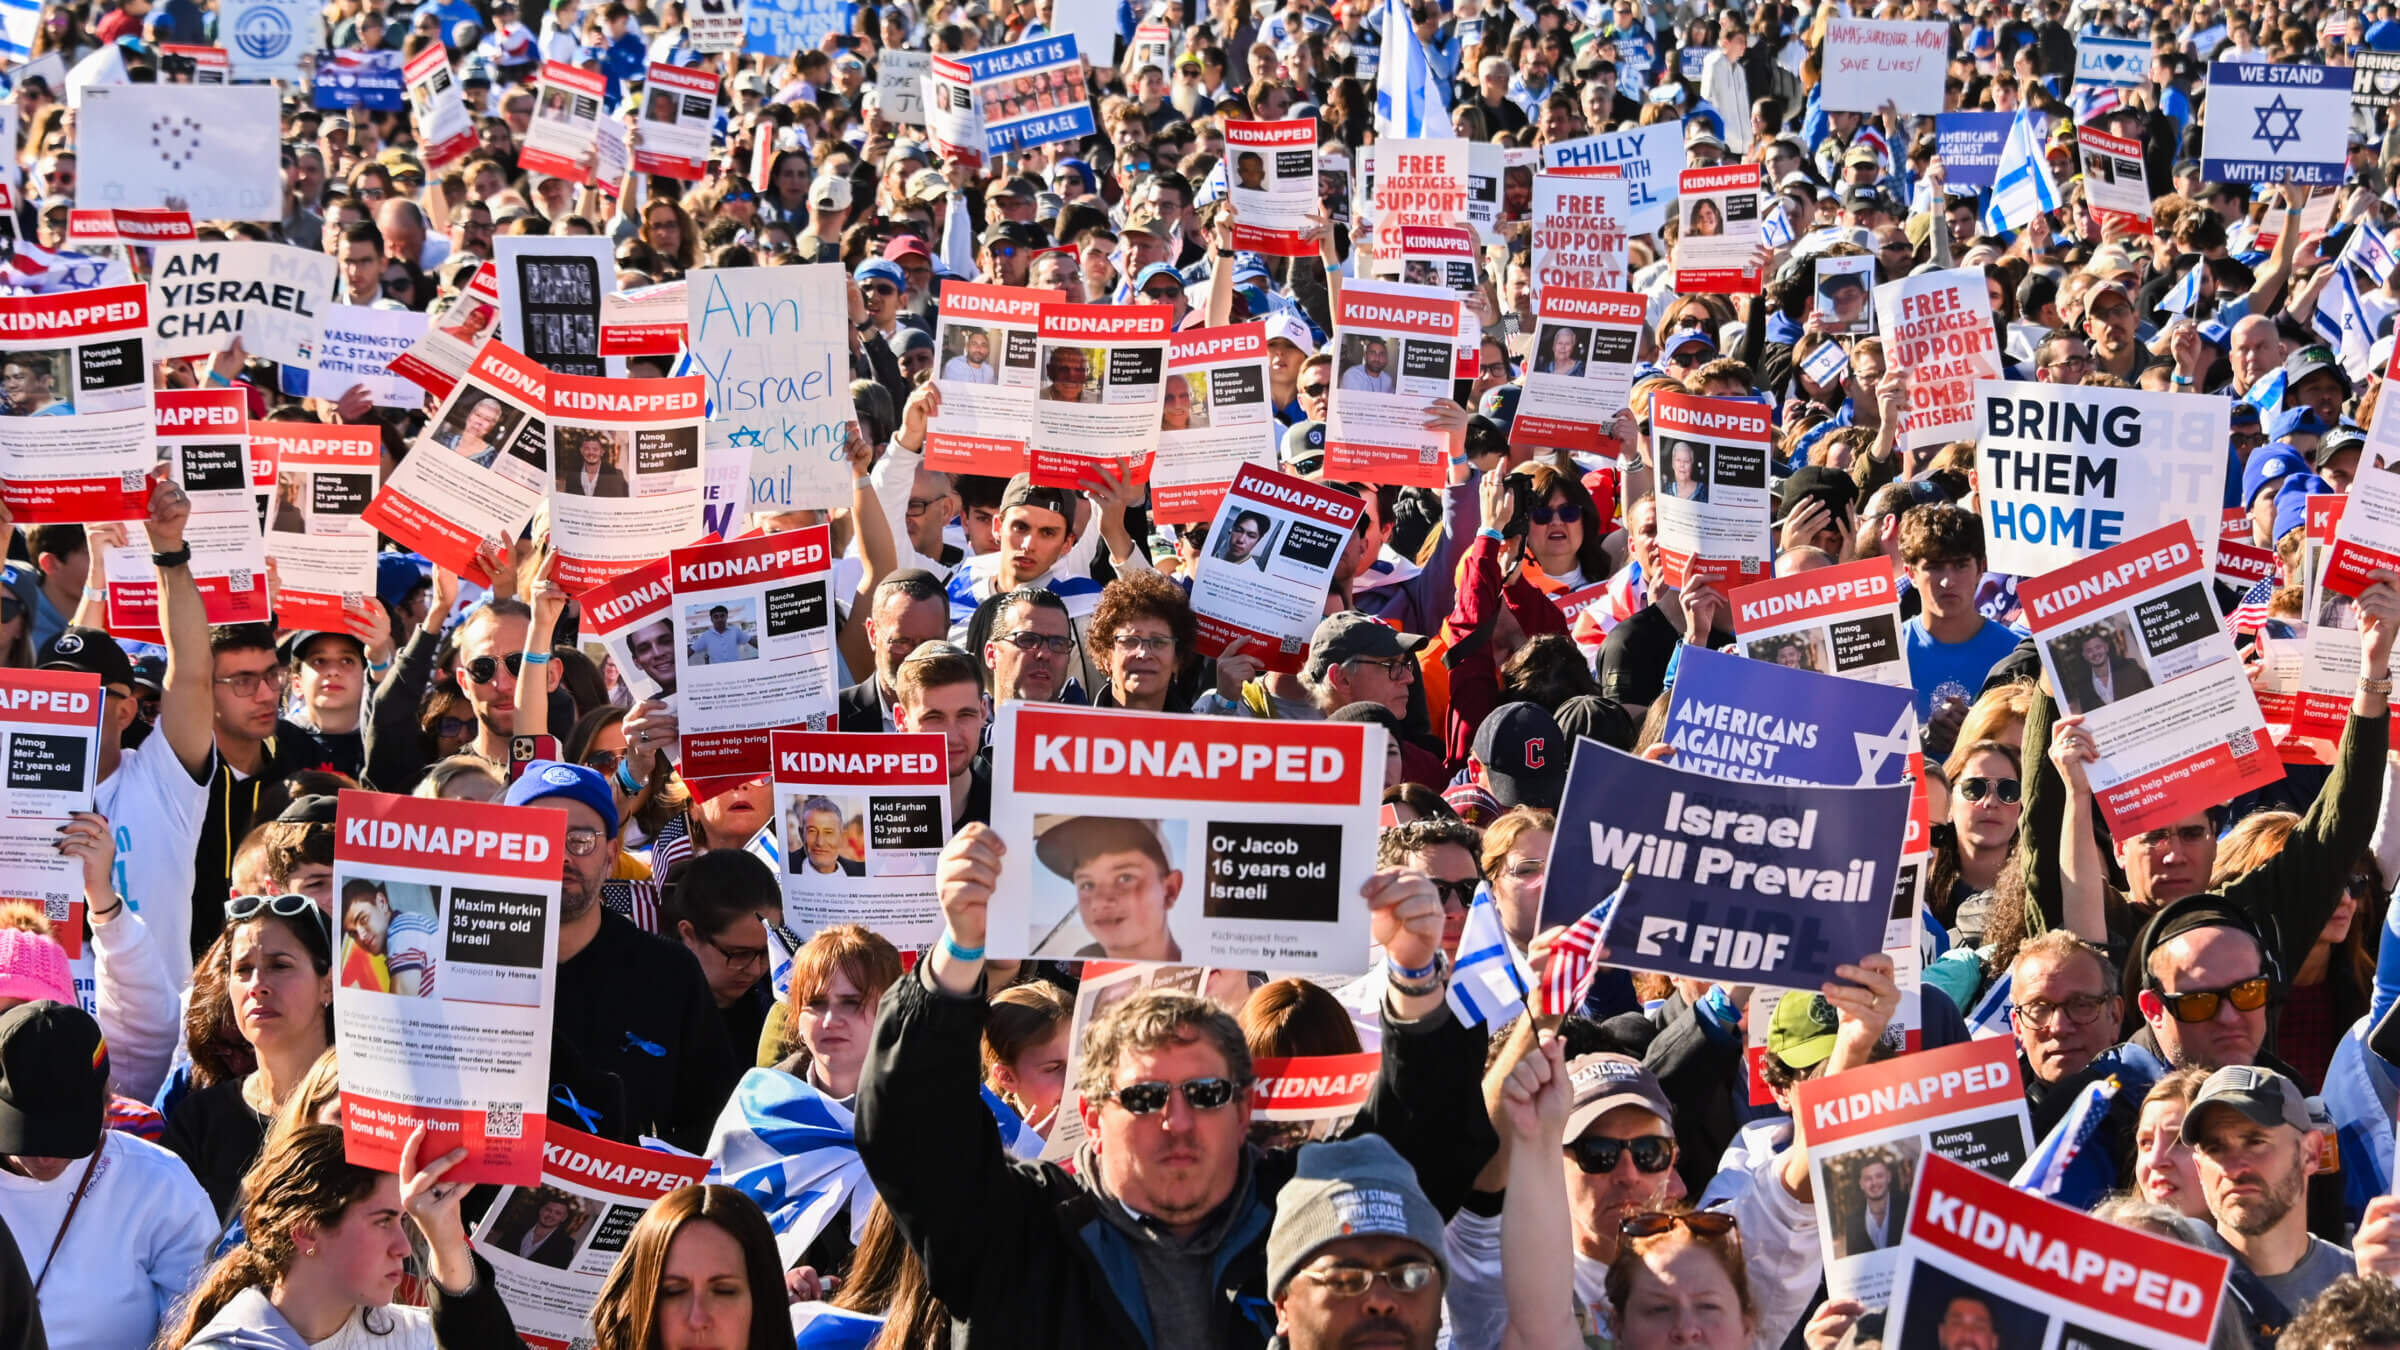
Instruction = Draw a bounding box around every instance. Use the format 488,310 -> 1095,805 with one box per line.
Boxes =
2200,63 -> 2354,186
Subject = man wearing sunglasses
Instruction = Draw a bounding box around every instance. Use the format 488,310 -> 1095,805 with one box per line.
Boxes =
450,598 -> 561,767
858,822 -> 1491,1350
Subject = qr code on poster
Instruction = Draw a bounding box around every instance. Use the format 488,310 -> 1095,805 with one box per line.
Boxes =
485,1101 -> 523,1139
229,569 -> 255,592
43,897 -> 69,926
2229,727 -> 2261,765
120,470 -> 147,491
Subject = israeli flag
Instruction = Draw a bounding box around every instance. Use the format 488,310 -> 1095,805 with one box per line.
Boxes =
2159,265 -> 2204,317
706,1069 -> 1045,1265
1981,111 -> 2061,235
2346,221 -> 2399,287
2010,1076 -> 2120,1198
0,0 -> 34,61
1963,969 -> 2013,1039
792,1304 -> 885,1349
1197,158 -> 1228,207
2245,367 -> 2288,420
764,923 -> 796,1002
1446,888 -> 1532,1027
2313,262 -> 2377,380
1374,0 -> 1454,138
1760,203 -> 1795,249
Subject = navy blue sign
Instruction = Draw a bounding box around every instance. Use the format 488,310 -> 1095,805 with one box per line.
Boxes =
1663,647 -> 1916,787
1545,738 -> 1908,986
312,51 -> 406,111
1936,112 -> 2011,191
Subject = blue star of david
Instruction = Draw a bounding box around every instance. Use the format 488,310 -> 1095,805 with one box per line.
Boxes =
2254,95 -> 2305,153
728,426 -> 764,447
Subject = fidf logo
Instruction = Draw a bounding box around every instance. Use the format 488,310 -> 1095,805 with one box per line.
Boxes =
234,4 -> 292,60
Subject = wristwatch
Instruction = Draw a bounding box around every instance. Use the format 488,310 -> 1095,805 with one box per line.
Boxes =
2364,674 -> 2395,697
151,542 -> 193,569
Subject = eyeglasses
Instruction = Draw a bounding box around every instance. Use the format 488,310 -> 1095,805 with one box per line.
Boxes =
2351,871 -> 2382,898
1299,1261 -> 1441,1298
1566,1133 -> 1676,1174
703,932 -> 769,973
906,496 -> 947,518
1666,347 -> 1708,367
999,629 -> 1076,655
2152,976 -> 2272,1023
1300,380 -> 1329,397
434,715 -> 474,739
466,652 -> 526,685
1957,776 -> 2020,805
563,826 -> 607,857
214,668 -> 290,698
2134,823 -> 2213,850
1111,634 -> 1177,657
1343,655 -> 1416,681
581,748 -> 623,777
2009,993 -> 2112,1028
1102,1075 -> 1248,1114
1530,503 -> 1584,525
1621,1210 -> 1737,1239
1430,877 -> 1477,910
2040,353 -> 2095,371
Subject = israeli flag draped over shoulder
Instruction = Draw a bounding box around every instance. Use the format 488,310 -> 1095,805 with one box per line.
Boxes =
1374,0 -> 1454,138
706,1068 -> 1047,1265
1981,111 -> 2061,235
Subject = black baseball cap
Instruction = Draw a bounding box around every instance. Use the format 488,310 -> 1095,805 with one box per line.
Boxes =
1471,701 -> 1569,810
37,627 -> 136,695
2181,1063 -> 2312,1143
999,474 -> 1077,523
0,1001 -> 108,1159
1780,465 -> 1860,522
1304,612 -> 1427,679
277,629 -> 367,664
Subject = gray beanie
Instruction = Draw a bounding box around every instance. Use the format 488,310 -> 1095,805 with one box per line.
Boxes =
1266,1135 -> 1450,1296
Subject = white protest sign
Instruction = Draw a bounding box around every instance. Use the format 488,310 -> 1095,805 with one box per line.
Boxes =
1874,267 -> 2001,451
77,84 -> 281,222
1542,126 -> 1684,235
1529,173 -> 1628,298
2075,34 -> 2149,87
308,304 -> 429,409
1976,380 -> 2229,578
2200,63 -> 2354,186
879,50 -> 929,126
1820,19 -> 1947,114
221,0 -> 321,83
150,241 -> 338,369
685,265 -> 854,510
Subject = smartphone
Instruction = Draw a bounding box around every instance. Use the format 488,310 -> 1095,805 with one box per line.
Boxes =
508,734 -> 561,782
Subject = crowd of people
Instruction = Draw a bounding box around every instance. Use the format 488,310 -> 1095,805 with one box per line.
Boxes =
11,0 -> 2400,1345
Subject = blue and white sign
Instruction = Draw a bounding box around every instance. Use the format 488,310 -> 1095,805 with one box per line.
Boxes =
937,36 -> 1095,156
743,0 -> 856,56
1935,111 -> 2011,190
685,264 -> 856,510
1662,646 -> 1915,787
312,50 -> 406,111
2199,62 -> 2354,186
2073,34 -> 2149,88
1545,737 -> 1909,984
1543,124 -> 1686,235
221,0 -> 318,83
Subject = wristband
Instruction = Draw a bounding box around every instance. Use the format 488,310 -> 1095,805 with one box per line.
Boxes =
1388,950 -> 1441,982
940,933 -> 986,963
150,543 -> 193,569
89,894 -> 124,921
2364,675 -> 2395,697
368,660 -> 392,676
522,650 -> 552,665
81,586 -> 107,601
2171,373 -> 2193,387
1479,527 -> 1506,542
615,758 -> 643,794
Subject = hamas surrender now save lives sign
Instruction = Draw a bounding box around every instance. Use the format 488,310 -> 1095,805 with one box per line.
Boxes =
1551,738 -> 1909,986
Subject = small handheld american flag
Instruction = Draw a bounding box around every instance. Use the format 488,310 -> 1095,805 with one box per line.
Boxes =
1540,877 -> 1626,1017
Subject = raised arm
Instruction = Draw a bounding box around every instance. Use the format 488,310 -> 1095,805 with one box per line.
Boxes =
146,478 -> 217,779
1498,1037 -> 1582,1350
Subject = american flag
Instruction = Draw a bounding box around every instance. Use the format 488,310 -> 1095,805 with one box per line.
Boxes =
2010,1076 -> 2120,1198
1540,880 -> 1624,1016
2232,576 -> 2275,635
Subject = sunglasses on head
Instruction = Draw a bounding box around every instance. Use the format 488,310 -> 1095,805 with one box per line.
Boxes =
225,893 -> 328,938
1567,1134 -> 1675,1174
1103,1075 -> 1247,1115
1958,775 -> 2020,805
466,652 -> 526,685
2151,976 -> 2272,1023
1621,1210 -> 1736,1240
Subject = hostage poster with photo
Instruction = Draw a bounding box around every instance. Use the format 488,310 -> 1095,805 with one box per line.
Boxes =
1975,380 -> 2229,578
988,704 -> 1382,971
519,62 -> 607,183
1649,391 -> 1774,588
405,44 -> 476,169
632,63 -> 718,179
1029,302 -> 1170,489
0,669 -> 100,945
1324,278 -> 1462,490
925,281 -> 1059,479
581,558 -> 677,708
1672,165 -> 1765,293
1153,324 -> 1279,525
1224,118 -> 1320,256
1511,287 -> 1641,455
332,789 -> 564,1186
0,286 -> 155,523
547,373 -> 707,593
365,338 -> 550,583
1889,1154 -> 2230,1350
255,421 -> 380,631
2020,522 -> 2282,836
472,1121 -> 712,1350
769,730 -> 952,947
1814,256 -> 1876,336
1875,267 -> 2002,452
1793,1038 -> 2033,1307
390,261 -> 502,401
104,388 -> 269,638
1729,556 -> 1910,688
1186,464 -> 1364,673
1547,738 -> 1910,988
669,527 -> 837,794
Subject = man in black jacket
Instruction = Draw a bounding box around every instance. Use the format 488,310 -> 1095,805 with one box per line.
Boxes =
856,823 -> 1495,1350
838,568 -> 951,732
